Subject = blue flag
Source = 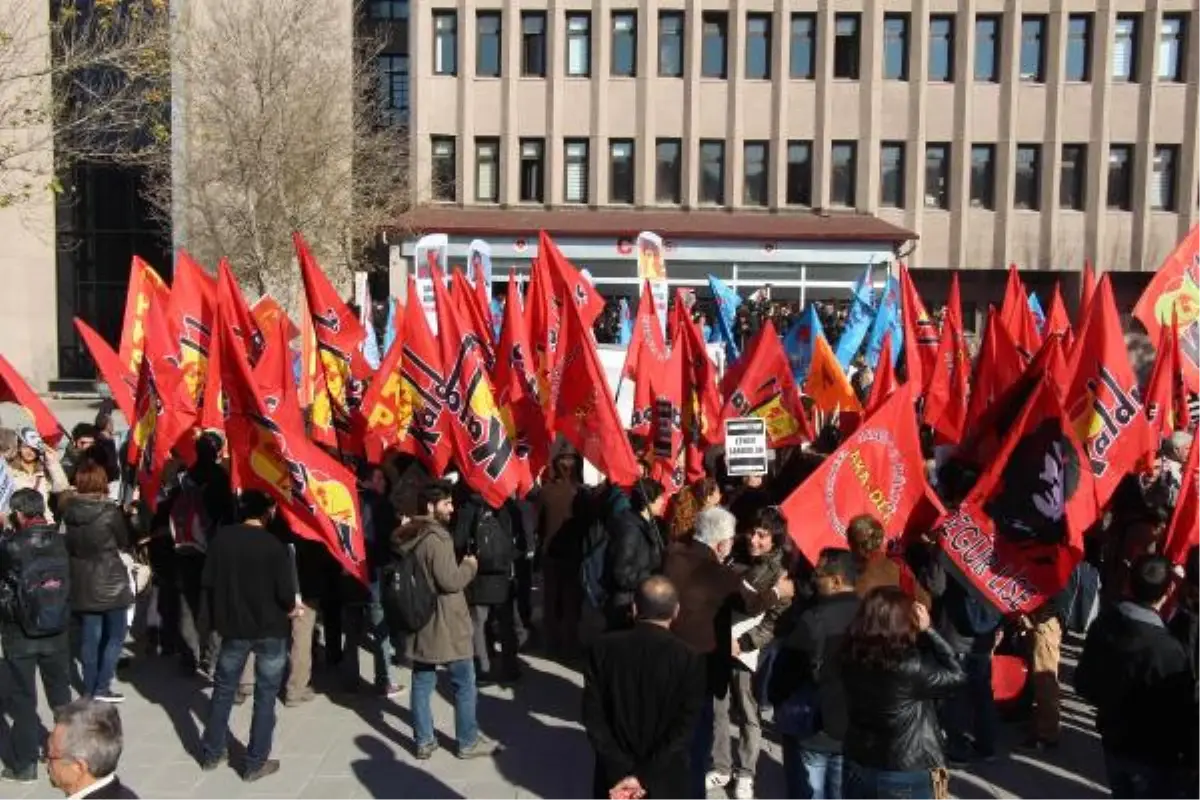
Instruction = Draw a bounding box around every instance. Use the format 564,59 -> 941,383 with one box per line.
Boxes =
617,296 -> 632,345
834,263 -> 875,368
1027,291 -> 1046,335
783,304 -> 825,383
708,274 -> 743,361
491,296 -> 505,340
864,276 -> 903,369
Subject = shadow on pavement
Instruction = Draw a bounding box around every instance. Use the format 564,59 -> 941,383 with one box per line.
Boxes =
351,734 -> 463,799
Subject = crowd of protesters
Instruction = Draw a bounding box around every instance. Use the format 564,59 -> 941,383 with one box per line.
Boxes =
0,381 -> 1195,800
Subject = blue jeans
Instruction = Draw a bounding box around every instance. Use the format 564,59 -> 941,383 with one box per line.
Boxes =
202,637 -> 287,771
339,584 -> 395,689
782,737 -> 845,800
689,694 -> 715,798
842,761 -> 934,799
77,609 -> 129,696
941,650 -> 998,757
1104,750 -> 1181,798
410,659 -> 478,750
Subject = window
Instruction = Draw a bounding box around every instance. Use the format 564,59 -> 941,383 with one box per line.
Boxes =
1066,14 -> 1092,81
883,14 -> 909,80
790,14 -> 816,78
1020,15 -> 1046,82
1107,145 -> 1133,210
1160,15 -> 1187,81
786,141 -> 813,205
702,12 -> 728,78
743,141 -> 768,206
519,139 -> 545,203
970,144 -> 995,209
433,11 -> 457,76
746,14 -> 772,79
521,12 -> 547,77
925,144 -> 950,209
564,140 -> 589,204
369,1 -> 407,20
833,14 -> 861,79
929,16 -> 955,81
566,13 -> 591,77
700,140 -> 726,205
880,142 -> 905,207
475,138 -> 499,203
376,54 -> 409,124
658,11 -> 684,77
1060,145 -> 1086,211
431,137 -> 456,201
1014,145 -> 1041,210
1113,15 -> 1139,81
975,15 -> 1001,82
655,139 -> 682,204
475,12 -> 501,77
610,140 -> 635,204
830,141 -> 857,207
1152,145 -> 1179,211
611,12 -> 637,76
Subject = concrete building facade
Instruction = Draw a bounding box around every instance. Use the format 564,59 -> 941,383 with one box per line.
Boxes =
405,0 -> 1198,302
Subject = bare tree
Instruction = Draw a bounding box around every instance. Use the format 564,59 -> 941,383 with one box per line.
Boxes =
0,0 -> 170,209
151,0 -> 415,306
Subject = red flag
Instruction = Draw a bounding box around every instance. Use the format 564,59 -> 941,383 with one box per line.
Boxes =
1066,274 -> 1156,508
74,319 -> 135,426
254,312 -> 304,436
118,256 -> 169,377
251,294 -> 300,344
431,268 -> 527,505
550,282 -> 640,487
218,309 -> 367,583
493,273 -> 549,486
1164,439 -> 1199,566
648,339 -> 686,492
923,274 -> 971,445
964,308 -> 1027,435
673,295 -> 723,447
537,230 -> 604,329
1078,259 -> 1097,329
721,320 -> 812,448
0,355 -> 63,446
999,264 -> 1041,359
217,259 -> 264,362
126,298 -> 186,506
450,268 -> 497,366
623,281 -> 669,438
165,250 -> 216,412
1144,312 -> 1193,441
295,232 -> 369,452
1133,225 -> 1199,394
934,373 -> 1097,615
472,274 -> 495,343
898,265 -> 939,390
1044,282 -> 1074,350
780,383 -> 929,566
866,334 -> 899,414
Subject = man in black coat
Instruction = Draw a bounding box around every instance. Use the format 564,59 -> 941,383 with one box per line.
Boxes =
453,488 -> 520,683
1076,554 -> 1194,798
583,575 -> 704,799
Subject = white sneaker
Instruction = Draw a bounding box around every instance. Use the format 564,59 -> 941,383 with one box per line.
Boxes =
733,776 -> 755,799
704,770 -> 731,790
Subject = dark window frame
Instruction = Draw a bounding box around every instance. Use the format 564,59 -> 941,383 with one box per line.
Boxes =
655,138 -> 682,204
1065,14 -> 1092,82
610,139 -> 635,205
830,141 -> 857,207
833,14 -> 861,79
790,13 -> 816,79
746,13 -> 772,80
1014,144 -> 1041,211
563,139 -> 590,204
786,141 -> 813,206
474,137 -> 499,203
658,11 -> 684,77
1160,14 -> 1188,82
699,140 -> 726,205
975,15 -> 1001,82
880,141 -> 906,208
883,14 -> 910,80
611,11 -> 638,77
1020,15 -> 1047,82
925,143 -> 951,210
565,12 -> 592,77
743,140 -> 769,206
701,11 -> 729,78
970,144 -> 996,210
520,11 -> 547,77
519,138 -> 545,203
1152,145 -> 1179,211
929,15 -> 955,82
431,136 -> 457,202
1107,144 -> 1133,211
475,11 -> 501,78
1059,144 -> 1086,211
433,11 -> 458,76
1113,14 -> 1140,82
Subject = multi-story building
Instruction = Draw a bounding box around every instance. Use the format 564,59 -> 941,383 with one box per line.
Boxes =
404,0 -> 1198,314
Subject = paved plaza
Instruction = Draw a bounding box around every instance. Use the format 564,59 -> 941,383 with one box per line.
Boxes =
0,629 -> 1111,800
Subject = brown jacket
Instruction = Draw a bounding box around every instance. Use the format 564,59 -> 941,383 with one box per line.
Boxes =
663,539 -> 777,655
855,552 -> 931,609
396,517 -> 478,665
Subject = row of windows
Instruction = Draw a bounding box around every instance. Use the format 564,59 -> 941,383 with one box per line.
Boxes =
432,8 -> 1190,84
430,136 -> 1185,213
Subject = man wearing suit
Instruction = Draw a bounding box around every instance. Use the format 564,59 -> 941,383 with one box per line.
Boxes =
46,699 -> 138,798
583,576 -> 705,799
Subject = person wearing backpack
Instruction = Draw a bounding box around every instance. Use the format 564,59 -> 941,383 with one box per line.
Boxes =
603,478 -> 668,631
0,488 -> 73,785
453,488 -> 519,684
390,480 -> 497,761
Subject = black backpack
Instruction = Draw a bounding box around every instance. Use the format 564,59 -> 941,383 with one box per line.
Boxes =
472,507 -> 514,575
12,529 -> 71,638
380,532 -> 438,634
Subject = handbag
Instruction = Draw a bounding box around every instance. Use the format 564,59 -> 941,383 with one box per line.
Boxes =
120,552 -> 152,596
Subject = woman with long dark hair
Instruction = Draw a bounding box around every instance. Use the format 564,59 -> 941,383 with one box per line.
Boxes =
840,586 -> 965,799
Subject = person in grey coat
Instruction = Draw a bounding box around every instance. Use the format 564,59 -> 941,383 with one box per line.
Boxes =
394,480 -> 497,761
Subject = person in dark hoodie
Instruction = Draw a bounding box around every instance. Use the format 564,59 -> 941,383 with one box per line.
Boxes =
769,548 -> 860,800
604,479 -> 668,631
1075,554 -> 1194,799
61,460 -> 135,702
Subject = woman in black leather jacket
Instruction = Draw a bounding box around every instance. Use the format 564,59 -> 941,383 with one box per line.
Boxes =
841,586 -> 966,799
61,461 -> 134,702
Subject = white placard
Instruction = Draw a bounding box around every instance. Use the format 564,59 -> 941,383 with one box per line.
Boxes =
724,417 -> 768,476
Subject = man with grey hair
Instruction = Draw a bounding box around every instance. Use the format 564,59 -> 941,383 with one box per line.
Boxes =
46,698 -> 137,798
